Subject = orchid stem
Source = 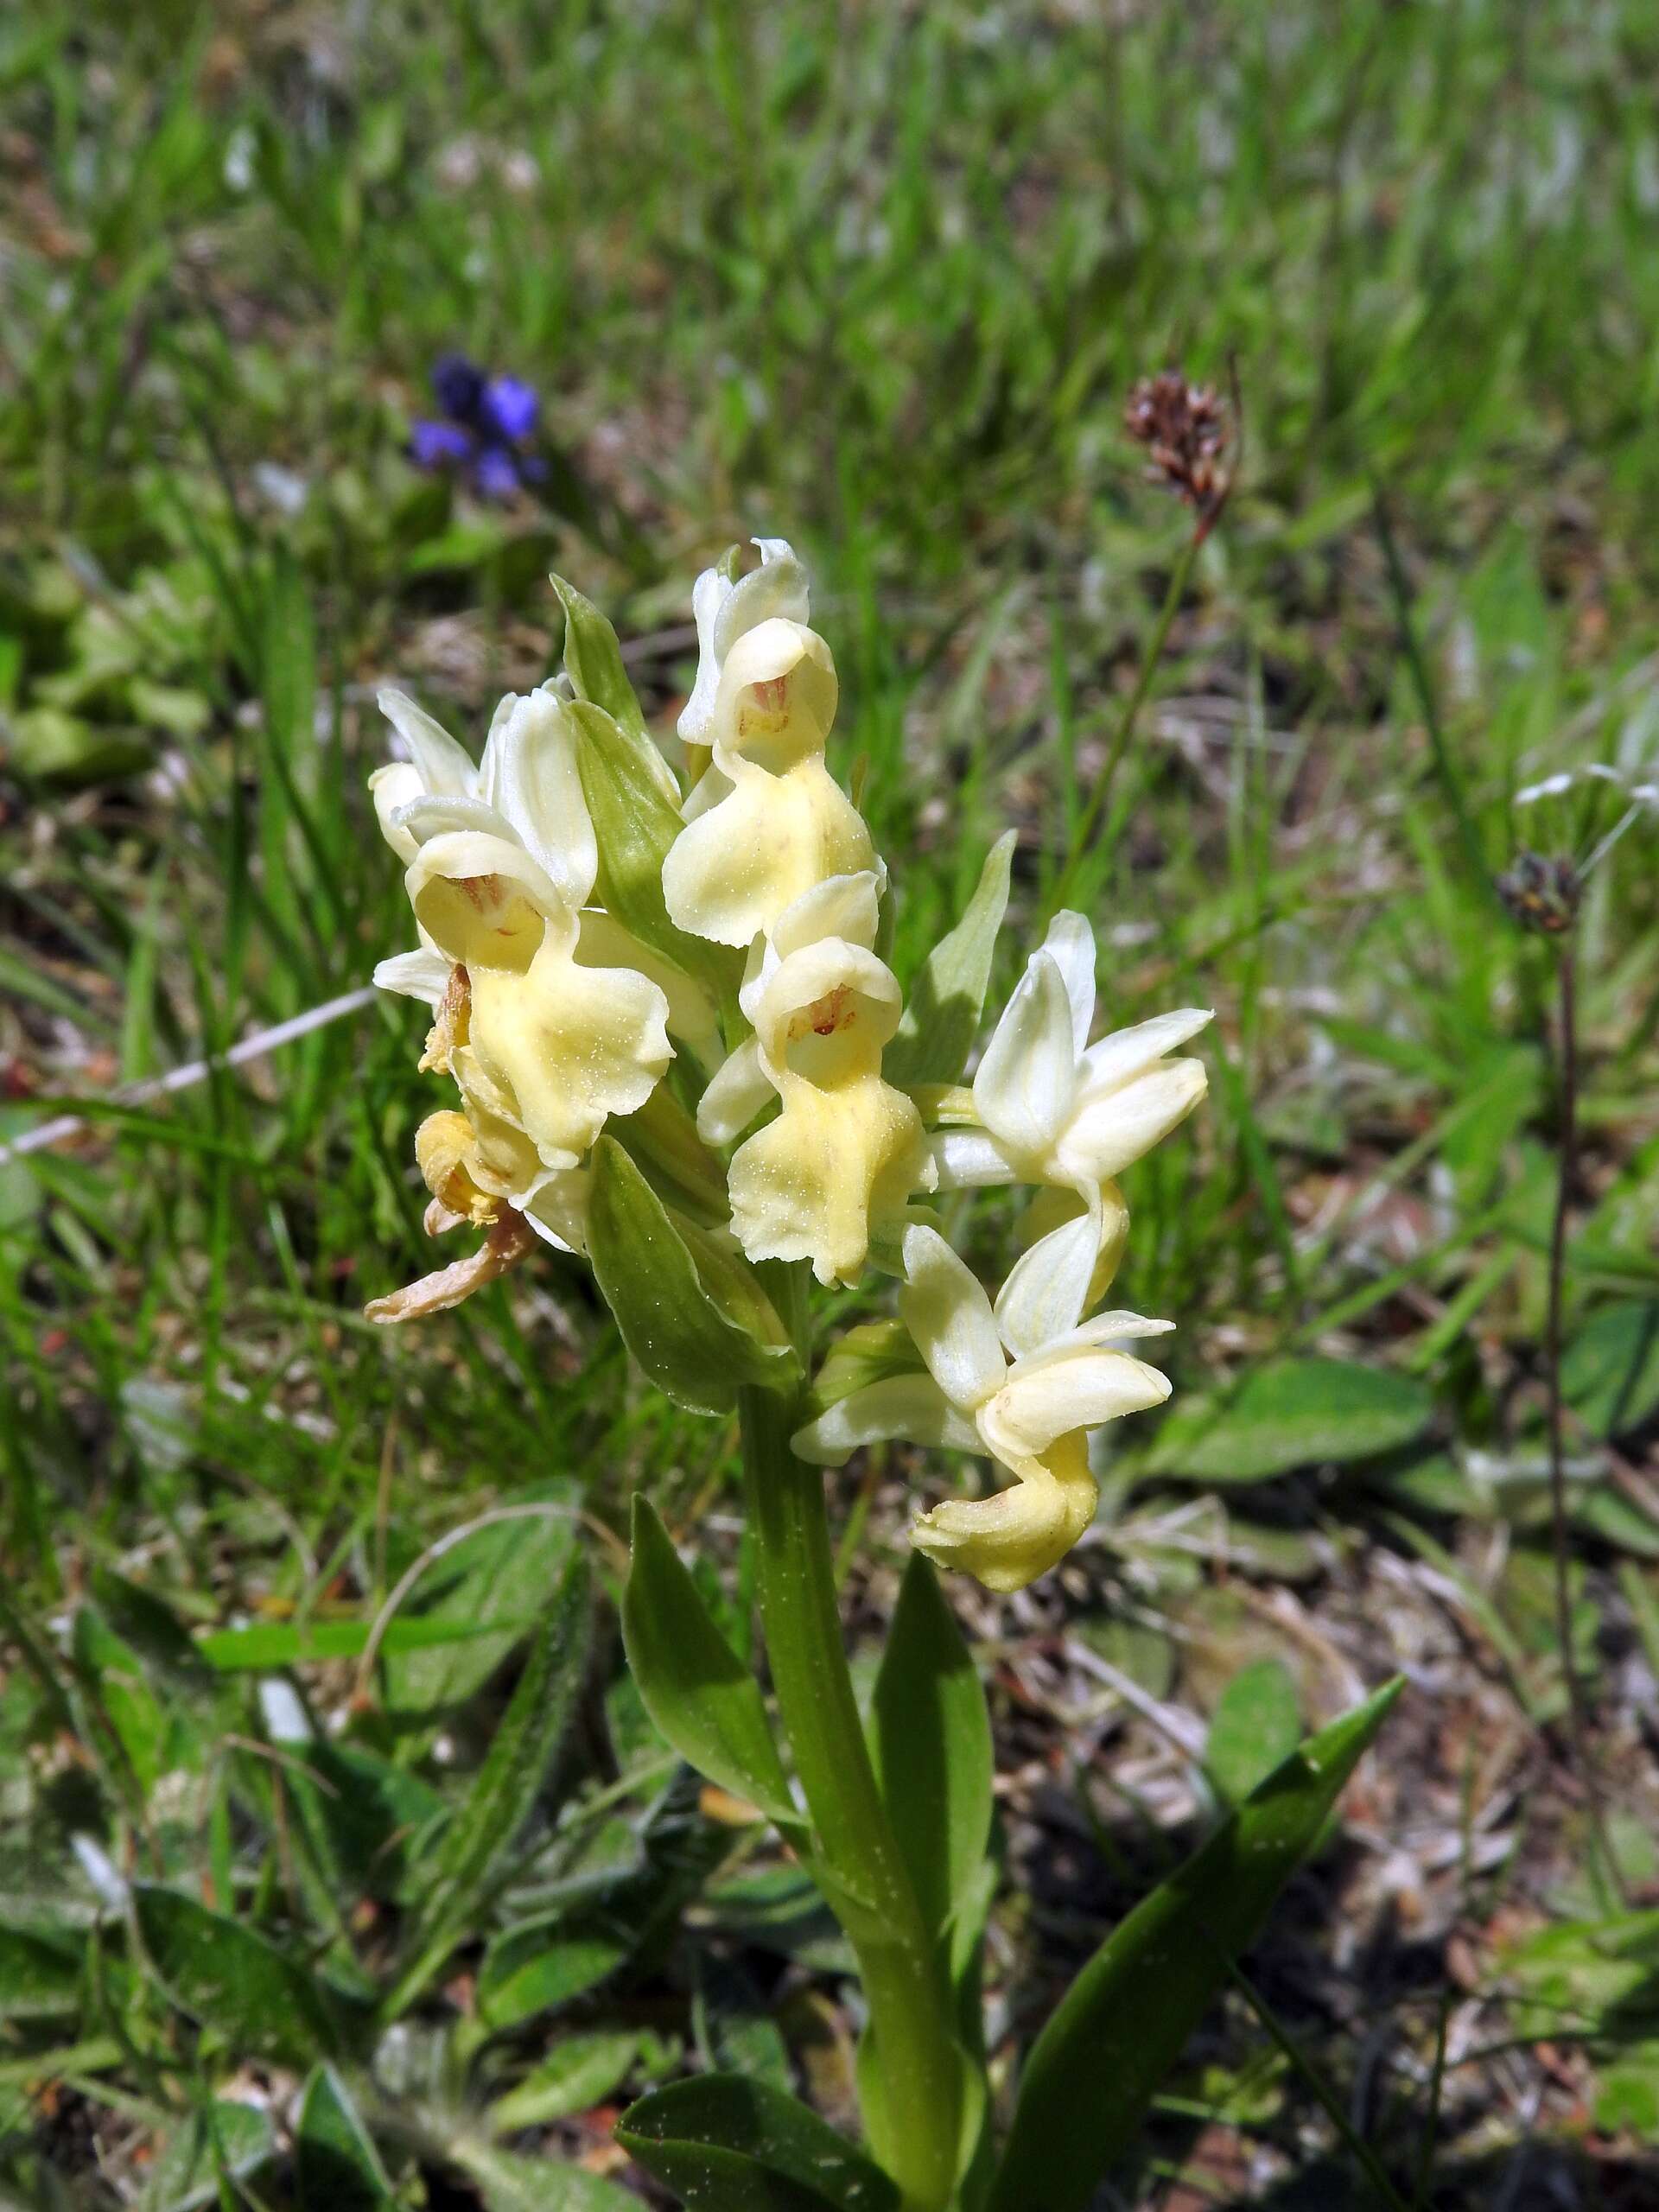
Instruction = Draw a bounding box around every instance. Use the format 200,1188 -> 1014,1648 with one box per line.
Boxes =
740,1375 -> 962,2211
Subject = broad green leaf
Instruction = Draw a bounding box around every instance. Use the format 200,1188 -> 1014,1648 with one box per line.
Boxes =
868,1555 -> 993,1986
296,2065 -> 396,2210
617,2075 -> 901,2212
1205,1658 -> 1303,1805
1563,1302 -> 1659,1440
141,2101 -> 275,2212
589,1138 -> 796,1414
0,1923 -> 80,2018
622,1497 -> 799,1832
134,1885 -> 341,2066
987,1681 -> 1402,2212
458,2141 -> 639,2212
486,2030 -> 641,2131
886,831 -> 1015,1090
550,573 -> 652,745
418,1549 -> 590,1940
477,1911 -> 633,2030
1148,1359 -> 1433,1482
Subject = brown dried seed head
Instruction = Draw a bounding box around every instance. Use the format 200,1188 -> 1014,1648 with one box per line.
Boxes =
1496,850 -> 1580,935
1124,371 -> 1230,518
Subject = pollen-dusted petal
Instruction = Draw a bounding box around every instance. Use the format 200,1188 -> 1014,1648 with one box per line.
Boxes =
898,1225 -> 1007,1413
752,939 -> 901,1078
1057,1058 -> 1208,1184
414,1109 -> 499,1225
406,831 -> 563,971
728,1072 -> 930,1286
576,910 -> 721,1064
468,937 -> 672,1170
980,1345 -> 1171,1461
365,1211 -> 538,1324
712,619 -> 837,773
911,1431 -> 1099,1594
791,1373 -> 981,1466
661,760 -> 875,947
419,964 -> 471,1073
971,948 -> 1077,1165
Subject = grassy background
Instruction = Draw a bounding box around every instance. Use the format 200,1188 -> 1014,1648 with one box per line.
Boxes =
4,2 -> 1659,2205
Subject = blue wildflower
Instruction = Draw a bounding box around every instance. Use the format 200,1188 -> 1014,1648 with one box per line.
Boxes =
410,352 -> 542,500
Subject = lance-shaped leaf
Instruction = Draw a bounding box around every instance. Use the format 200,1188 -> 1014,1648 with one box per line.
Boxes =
569,700 -> 734,991
868,1554 -> 993,1992
986,1680 -> 1402,2212
622,1496 -> 802,1838
134,1886 -> 343,2067
616,2075 -> 901,2212
550,573 -> 654,749
296,2065 -> 397,2210
886,831 -> 1014,1089
588,1137 -> 797,1414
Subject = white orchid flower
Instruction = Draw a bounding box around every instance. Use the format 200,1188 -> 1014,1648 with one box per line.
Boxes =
794,1225 -> 1173,1592
709,873 -> 933,1287
677,537 -> 810,749
371,684 -> 673,1171
662,611 -> 874,948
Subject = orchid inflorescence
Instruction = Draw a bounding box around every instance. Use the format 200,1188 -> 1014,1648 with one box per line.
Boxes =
368,542 -> 1210,1592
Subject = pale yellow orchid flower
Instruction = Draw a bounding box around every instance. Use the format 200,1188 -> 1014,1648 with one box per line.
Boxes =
793,1225 -> 1173,1592
662,616 -> 874,948
713,873 -> 932,1287
374,684 -> 674,1172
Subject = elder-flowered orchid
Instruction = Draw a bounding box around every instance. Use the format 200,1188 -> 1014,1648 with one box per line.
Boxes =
794,1224 -> 1173,1592
662,548 -> 874,947
703,872 -> 933,1286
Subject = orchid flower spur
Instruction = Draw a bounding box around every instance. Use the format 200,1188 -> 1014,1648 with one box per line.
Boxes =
793,1224 -> 1173,1591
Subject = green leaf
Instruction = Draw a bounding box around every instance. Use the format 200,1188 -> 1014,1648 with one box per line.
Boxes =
197,1612 -> 536,1671
622,1497 -> 800,1832
458,2141 -> 639,2212
550,573 -> 652,743
886,831 -> 1015,1089
477,1913 -> 634,2030
570,700 -> 732,989
1205,1658 -> 1304,1805
417,1549 -> 590,1941
141,2101 -> 275,2212
0,1923 -> 81,2018
1148,1359 -> 1433,1482
296,2065 -> 396,2210
868,1555 -> 993,1986
134,1885 -> 341,2066
588,1137 -> 796,1414
617,2075 -> 902,2212
987,1681 -> 1402,2212
1563,1301 -> 1659,1440
381,1491 -> 578,1717
486,2030 -> 642,2131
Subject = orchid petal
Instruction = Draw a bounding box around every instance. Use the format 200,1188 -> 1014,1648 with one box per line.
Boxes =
378,688 -> 478,798
372,948 -> 452,1006
899,1225 -> 1006,1411
486,686 -> 598,910
1058,1058 -> 1208,1183
1078,1007 -> 1213,1094
982,1346 -> 1171,1460
696,1035 -> 773,1145
791,1373 -> 978,1465
928,1127 -> 1020,1190
971,949 -> 1077,1162
912,1431 -> 1098,1593
993,1198 -> 1100,1359
1042,910 -> 1097,1057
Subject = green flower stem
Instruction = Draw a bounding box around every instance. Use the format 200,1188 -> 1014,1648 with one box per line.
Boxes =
739,1382 -> 963,2212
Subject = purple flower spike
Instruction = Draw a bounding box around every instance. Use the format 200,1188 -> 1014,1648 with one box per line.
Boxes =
483,374 -> 538,442
473,444 -> 523,502
432,352 -> 487,423
410,419 -> 474,471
